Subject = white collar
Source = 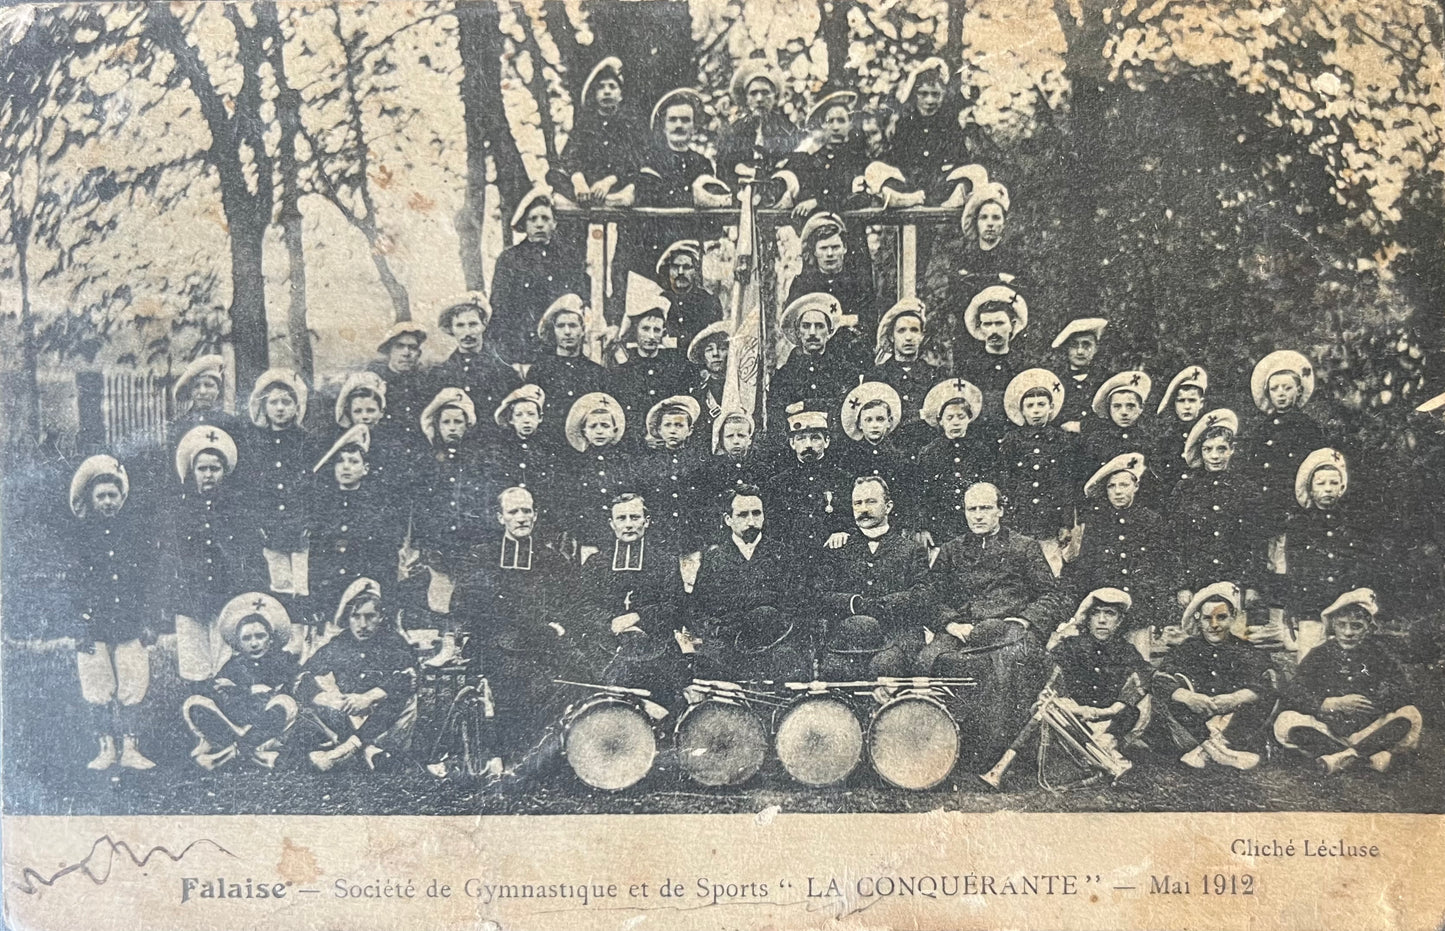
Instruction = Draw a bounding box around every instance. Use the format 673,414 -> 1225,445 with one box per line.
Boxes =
859,523 -> 891,540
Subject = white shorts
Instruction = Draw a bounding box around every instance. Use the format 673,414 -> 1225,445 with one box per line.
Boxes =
76,640 -> 150,706
428,568 -> 454,615
176,614 -> 230,682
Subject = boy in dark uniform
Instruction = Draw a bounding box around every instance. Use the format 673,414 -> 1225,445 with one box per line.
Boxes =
181,592 -> 300,770
1152,365 -> 1208,497
526,295 -> 610,448
243,369 -> 313,605
916,378 -> 993,545
1273,588 -> 1422,773
68,455 -> 158,771
1050,318 -> 1108,435
1151,582 -> 1278,770
484,384 -> 554,506
299,580 -> 419,772
1082,370 -> 1154,471
1046,588 -> 1151,750
638,396 -> 708,552
1244,349 -> 1327,528
873,298 -> 940,451
997,368 -> 1082,556
489,188 -> 590,366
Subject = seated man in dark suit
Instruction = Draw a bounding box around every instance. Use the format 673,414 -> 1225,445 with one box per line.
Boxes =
689,485 -> 813,683
818,476 -> 931,678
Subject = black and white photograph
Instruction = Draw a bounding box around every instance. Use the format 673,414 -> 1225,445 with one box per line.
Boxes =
2,0 -> 1443,846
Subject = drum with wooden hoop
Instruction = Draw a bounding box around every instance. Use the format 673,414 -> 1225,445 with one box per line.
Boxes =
674,698 -> 770,787
773,693 -> 863,786
562,694 -> 656,791
867,691 -> 960,790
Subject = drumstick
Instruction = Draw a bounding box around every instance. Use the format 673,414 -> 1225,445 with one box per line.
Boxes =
552,679 -> 654,698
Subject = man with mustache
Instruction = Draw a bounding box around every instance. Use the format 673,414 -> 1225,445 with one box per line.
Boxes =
765,400 -> 853,552
431,293 -> 518,433
769,293 -> 855,439
366,321 -> 435,450
816,477 -> 932,678
954,285 -> 1029,436
689,485 -> 812,683
654,240 -> 724,350
635,88 -> 730,275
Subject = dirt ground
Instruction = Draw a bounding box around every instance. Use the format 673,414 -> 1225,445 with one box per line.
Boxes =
5,639 -> 1443,818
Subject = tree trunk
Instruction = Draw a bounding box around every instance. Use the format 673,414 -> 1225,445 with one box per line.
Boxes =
820,0 -> 850,86
263,3 -> 313,380
14,216 -> 41,449
226,212 -> 271,394
455,0 -> 529,291
369,239 -> 412,322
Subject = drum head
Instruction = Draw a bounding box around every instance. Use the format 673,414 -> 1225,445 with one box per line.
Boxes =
564,699 -> 656,791
869,695 -> 960,790
675,701 -> 769,787
775,697 -> 863,787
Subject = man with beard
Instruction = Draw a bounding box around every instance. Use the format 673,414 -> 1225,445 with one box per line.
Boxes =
689,486 -> 813,683
873,298 -> 940,450
1151,582 -> 1277,770
654,240 -> 724,349
574,494 -> 689,704
526,295 -> 610,447
431,293 -> 518,433
1050,318 -> 1108,435
716,59 -> 799,192
686,322 -> 731,430
769,293 -> 856,438
1273,588 -> 1422,774
765,400 -> 853,551
817,477 -> 932,678
366,322 -> 434,453
920,482 -> 1061,761
490,188 -> 591,367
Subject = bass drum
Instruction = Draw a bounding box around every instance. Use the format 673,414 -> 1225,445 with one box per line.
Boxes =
774,694 -> 863,787
868,692 -> 960,790
562,695 -> 656,791
674,698 -> 769,787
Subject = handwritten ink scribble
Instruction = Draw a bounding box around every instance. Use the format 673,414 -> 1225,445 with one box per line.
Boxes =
16,835 -> 236,895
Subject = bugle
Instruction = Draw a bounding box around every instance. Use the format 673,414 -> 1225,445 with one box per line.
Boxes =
978,668 -> 1062,790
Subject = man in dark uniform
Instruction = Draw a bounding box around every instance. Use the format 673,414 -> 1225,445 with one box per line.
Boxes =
953,284 -> 1028,431
526,295 -> 610,447
765,400 -> 852,552
786,212 -> 877,356
768,292 -> 857,436
635,88 -> 731,269
574,494 -> 689,704
1050,318 -> 1108,435
689,485 -> 813,682
431,292 -> 518,434
1273,588 -> 1422,774
873,297 -> 940,450
365,322 -> 434,454
490,187 -> 591,366
817,476 -> 932,678
716,58 -> 799,191
655,240 -> 724,350
299,580 -> 418,772
1151,582 -> 1278,770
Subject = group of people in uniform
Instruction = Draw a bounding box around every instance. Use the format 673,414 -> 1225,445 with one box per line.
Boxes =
56,53 -> 1430,791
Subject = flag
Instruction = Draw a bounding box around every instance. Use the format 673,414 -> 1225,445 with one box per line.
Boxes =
721,180 -> 767,430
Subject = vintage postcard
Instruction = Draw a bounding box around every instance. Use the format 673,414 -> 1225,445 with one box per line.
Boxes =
2,0 -> 1443,929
